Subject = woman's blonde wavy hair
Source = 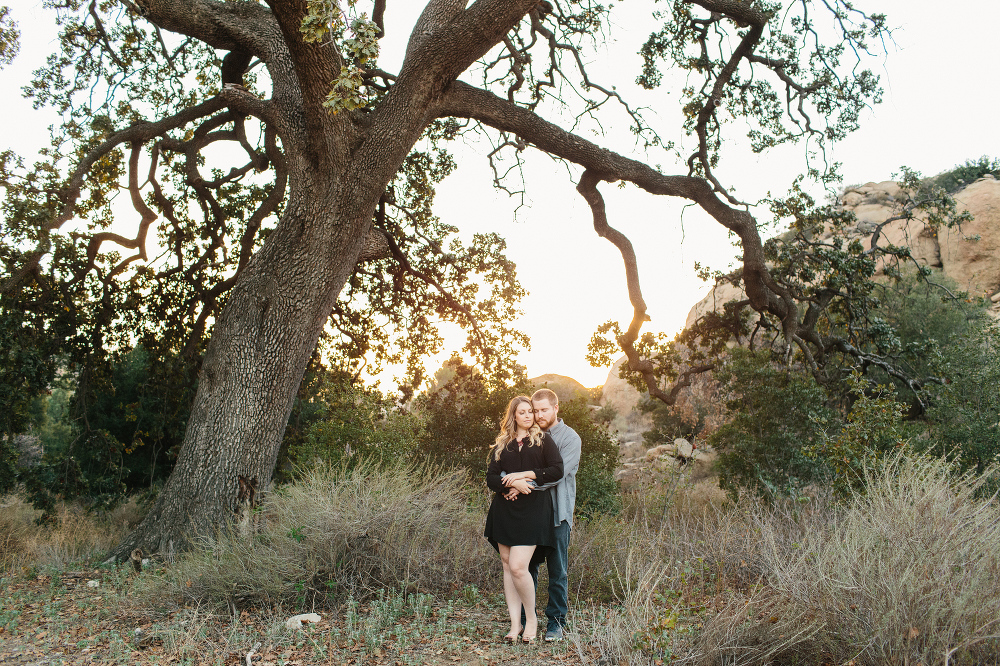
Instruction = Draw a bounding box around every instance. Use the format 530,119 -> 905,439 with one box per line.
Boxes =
490,395 -> 542,461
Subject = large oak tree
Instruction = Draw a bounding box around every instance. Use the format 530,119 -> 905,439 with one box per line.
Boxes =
1,0 -> 894,558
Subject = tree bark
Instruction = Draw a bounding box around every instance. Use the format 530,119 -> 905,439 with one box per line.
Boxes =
110,164 -> 384,559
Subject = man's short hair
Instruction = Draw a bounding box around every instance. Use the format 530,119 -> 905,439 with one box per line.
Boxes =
531,388 -> 559,406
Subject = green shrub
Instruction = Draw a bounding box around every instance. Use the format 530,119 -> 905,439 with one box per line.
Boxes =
923,155 -> 1000,194
923,317 -> 1000,480
286,370 -> 424,470
558,397 -> 622,518
708,348 -> 836,499
807,372 -> 914,498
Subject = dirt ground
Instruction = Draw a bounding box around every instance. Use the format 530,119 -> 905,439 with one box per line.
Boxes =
0,570 -> 604,666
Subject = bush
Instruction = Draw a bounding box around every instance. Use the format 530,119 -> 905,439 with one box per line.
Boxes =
143,460 -> 497,610
923,155 -> 1000,194
0,494 -> 142,575
923,317 -> 1000,479
708,348 -> 836,499
17,346 -> 196,516
689,453 -> 1000,665
286,370 -> 424,470
559,397 -> 622,518
807,373 -> 914,498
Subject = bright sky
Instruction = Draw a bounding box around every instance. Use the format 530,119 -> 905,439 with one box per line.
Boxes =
2,1 -> 999,388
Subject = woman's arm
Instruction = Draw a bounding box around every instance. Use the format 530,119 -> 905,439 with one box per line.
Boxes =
486,445 -> 507,493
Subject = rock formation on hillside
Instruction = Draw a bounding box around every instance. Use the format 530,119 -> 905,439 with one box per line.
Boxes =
598,357 -> 653,457
686,176 -> 1000,327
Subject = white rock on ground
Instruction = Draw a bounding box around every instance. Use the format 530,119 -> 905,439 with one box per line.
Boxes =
284,613 -> 322,630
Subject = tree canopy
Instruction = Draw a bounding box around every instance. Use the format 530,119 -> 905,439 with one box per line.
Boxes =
0,0 -> 911,556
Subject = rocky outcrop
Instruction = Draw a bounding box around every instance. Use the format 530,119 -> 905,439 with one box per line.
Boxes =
843,177 -> 1000,303
614,437 -> 715,484
687,176 -> 1000,324
598,356 -> 652,458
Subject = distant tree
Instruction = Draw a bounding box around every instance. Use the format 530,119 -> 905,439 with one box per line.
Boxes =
17,346 -> 195,515
286,367 -> 424,469
415,356 -> 529,472
0,6 -> 18,68
0,303 -> 65,495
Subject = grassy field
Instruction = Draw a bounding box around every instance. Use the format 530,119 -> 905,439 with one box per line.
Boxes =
2,454 -> 999,665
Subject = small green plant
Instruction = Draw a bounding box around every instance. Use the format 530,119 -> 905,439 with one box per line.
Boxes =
632,589 -> 684,659
459,584 -> 481,605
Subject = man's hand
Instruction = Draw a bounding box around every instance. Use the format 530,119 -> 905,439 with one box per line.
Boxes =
503,488 -> 519,500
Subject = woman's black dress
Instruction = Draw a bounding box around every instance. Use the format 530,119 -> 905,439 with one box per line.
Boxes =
484,433 -> 564,550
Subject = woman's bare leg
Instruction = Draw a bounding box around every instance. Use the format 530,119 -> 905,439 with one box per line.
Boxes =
507,545 -> 537,640
498,545 -> 522,638
499,545 -> 537,638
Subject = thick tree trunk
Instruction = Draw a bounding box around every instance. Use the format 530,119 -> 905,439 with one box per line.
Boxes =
111,166 -> 378,560
103,0 -> 541,562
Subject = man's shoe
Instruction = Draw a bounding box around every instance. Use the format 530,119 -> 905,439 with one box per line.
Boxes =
544,626 -> 563,642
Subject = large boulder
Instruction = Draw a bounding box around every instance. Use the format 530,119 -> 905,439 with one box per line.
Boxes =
840,178 -> 1000,307
938,177 -> 1000,301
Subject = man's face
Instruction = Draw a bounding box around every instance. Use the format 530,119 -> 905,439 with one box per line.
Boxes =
532,398 -> 558,431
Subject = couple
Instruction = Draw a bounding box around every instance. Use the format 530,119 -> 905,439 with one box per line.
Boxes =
483,389 -> 581,644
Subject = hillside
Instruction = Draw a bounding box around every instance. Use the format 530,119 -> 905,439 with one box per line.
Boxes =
526,373 -> 593,403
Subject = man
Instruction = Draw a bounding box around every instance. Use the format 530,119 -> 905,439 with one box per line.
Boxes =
506,388 -> 581,642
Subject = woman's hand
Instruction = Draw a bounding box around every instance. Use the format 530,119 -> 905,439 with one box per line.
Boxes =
505,478 -> 534,496
501,471 -> 528,485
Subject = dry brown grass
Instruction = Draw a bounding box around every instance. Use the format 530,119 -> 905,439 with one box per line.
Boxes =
137,460 -> 499,611
6,453 -> 997,665
759,454 -> 1000,665
669,454 -> 1000,665
0,495 -> 141,575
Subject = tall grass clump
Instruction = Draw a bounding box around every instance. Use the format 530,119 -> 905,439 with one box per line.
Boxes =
0,495 -> 140,574
142,460 -> 498,611
690,453 -> 1000,665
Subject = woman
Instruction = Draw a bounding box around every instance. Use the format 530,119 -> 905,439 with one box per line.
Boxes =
484,395 -> 564,643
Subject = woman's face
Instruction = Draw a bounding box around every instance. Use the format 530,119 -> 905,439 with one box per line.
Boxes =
514,401 -> 535,431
